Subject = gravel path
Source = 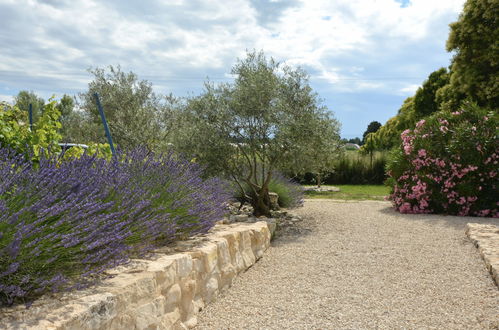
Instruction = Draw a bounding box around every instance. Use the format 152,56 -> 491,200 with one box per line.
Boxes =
196,200 -> 499,329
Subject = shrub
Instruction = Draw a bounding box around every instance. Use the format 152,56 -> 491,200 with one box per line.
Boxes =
386,103 -> 498,217
268,173 -> 304,208
0,148 -> 228,306
294,151 -> 388,185
0,100 -> 62,159
233,172 -> 303,209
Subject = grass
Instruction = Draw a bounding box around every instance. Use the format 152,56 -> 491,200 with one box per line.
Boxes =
303,185 -> 390,201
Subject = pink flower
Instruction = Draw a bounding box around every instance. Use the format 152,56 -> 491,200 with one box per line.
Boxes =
401,129 -> 411,139
399,203 -> 412,214
438,118 -> 449,126
418,149 -> 427,158
476,209 -> 490,216
404,145 -> 412,155
415,119 -> 426,129
439,126 -> 448,133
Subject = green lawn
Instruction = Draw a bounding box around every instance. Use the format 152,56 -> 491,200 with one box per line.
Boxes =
303,185 -> 390,201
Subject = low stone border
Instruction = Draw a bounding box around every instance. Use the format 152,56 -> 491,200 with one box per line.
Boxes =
466,223 -> 499,286
1,221 -> 276,329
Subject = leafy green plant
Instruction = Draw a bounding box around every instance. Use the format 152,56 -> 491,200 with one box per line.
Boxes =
233,172 -> 303,209
0,100 -> 62,159
386,103 -> 498,216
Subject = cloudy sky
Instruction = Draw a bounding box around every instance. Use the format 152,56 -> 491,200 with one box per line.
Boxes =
0,0 -> 465,138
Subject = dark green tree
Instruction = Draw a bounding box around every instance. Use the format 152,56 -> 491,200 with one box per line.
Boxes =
444,0 -> 499,108
56,94 -> 75,119
413,68 -> 449,116
362,121 -> 382,144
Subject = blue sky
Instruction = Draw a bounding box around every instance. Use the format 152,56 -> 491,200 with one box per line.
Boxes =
0,0 -> 465,138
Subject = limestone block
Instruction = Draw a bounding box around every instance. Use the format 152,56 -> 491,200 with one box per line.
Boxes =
226,231 -> 246,272
241,231 -> 256,268
214,238 -> 231,267
161,308 -> 181,328
466,223 -> 499,286
48,293 -> 118,330
107,313 -> 135,330
269,192 -> 279,210
165,283 -> 182,311
183,315 -> 198,329
195,242 -> 219,274
136,296 -> 167,318
103,273 -> 158,308
180,279 -> 197,320
174,254 -> 194,278
204,275 -> 219,303
147,256 -> 177,290
134,296 -> 167,329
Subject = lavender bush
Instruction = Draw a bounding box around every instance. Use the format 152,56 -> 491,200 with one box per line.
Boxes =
232,171 -> 304,209
0,148 -> 228,306
268,172 -> 304,208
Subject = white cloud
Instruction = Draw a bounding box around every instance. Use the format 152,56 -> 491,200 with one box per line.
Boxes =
399,84 -> 421,95
0,94 -> 14,103
0,0 -> 466,135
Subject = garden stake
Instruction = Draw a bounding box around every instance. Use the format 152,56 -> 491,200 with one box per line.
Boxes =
28,103 -> 33,131
93,92 -> 116,155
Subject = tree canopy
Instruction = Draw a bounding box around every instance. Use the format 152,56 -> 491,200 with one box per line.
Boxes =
78,66 -> 175,150
368,0 -> 498,151
446,0 -> 499,109
362,121 -> 382,144
14,90 -> 45,123
413,68 -> 449,117
173,51 -> 341,216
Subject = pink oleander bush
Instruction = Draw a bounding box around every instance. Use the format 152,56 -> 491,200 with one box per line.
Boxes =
386,103 -> 498,217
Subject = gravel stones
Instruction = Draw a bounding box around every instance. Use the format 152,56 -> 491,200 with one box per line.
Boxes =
197,200 -> 499,329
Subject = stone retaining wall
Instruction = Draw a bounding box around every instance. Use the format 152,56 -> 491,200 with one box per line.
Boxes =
466,223 -> 499,286
2,221 -> 275,330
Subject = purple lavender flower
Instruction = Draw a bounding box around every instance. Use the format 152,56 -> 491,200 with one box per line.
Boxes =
0,147 -> 229,306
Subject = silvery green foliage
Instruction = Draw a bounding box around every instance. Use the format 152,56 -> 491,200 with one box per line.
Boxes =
173,51 -> 340,216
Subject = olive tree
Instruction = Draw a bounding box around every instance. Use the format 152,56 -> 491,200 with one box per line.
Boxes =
174,51 -> 341,216
79,66 -> 175,151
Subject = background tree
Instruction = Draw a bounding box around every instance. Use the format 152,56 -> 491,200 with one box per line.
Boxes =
79,66 -> 173,150
284,111 -> 341,187
56,94 -> 75,119
444,0 -> 499,109
368,97 -> 417,150
14,90 -> 45,123
173,51 -> 340,216
347,137 -> 362,145
362,121 -> 382,144
413,68 -> 449,117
